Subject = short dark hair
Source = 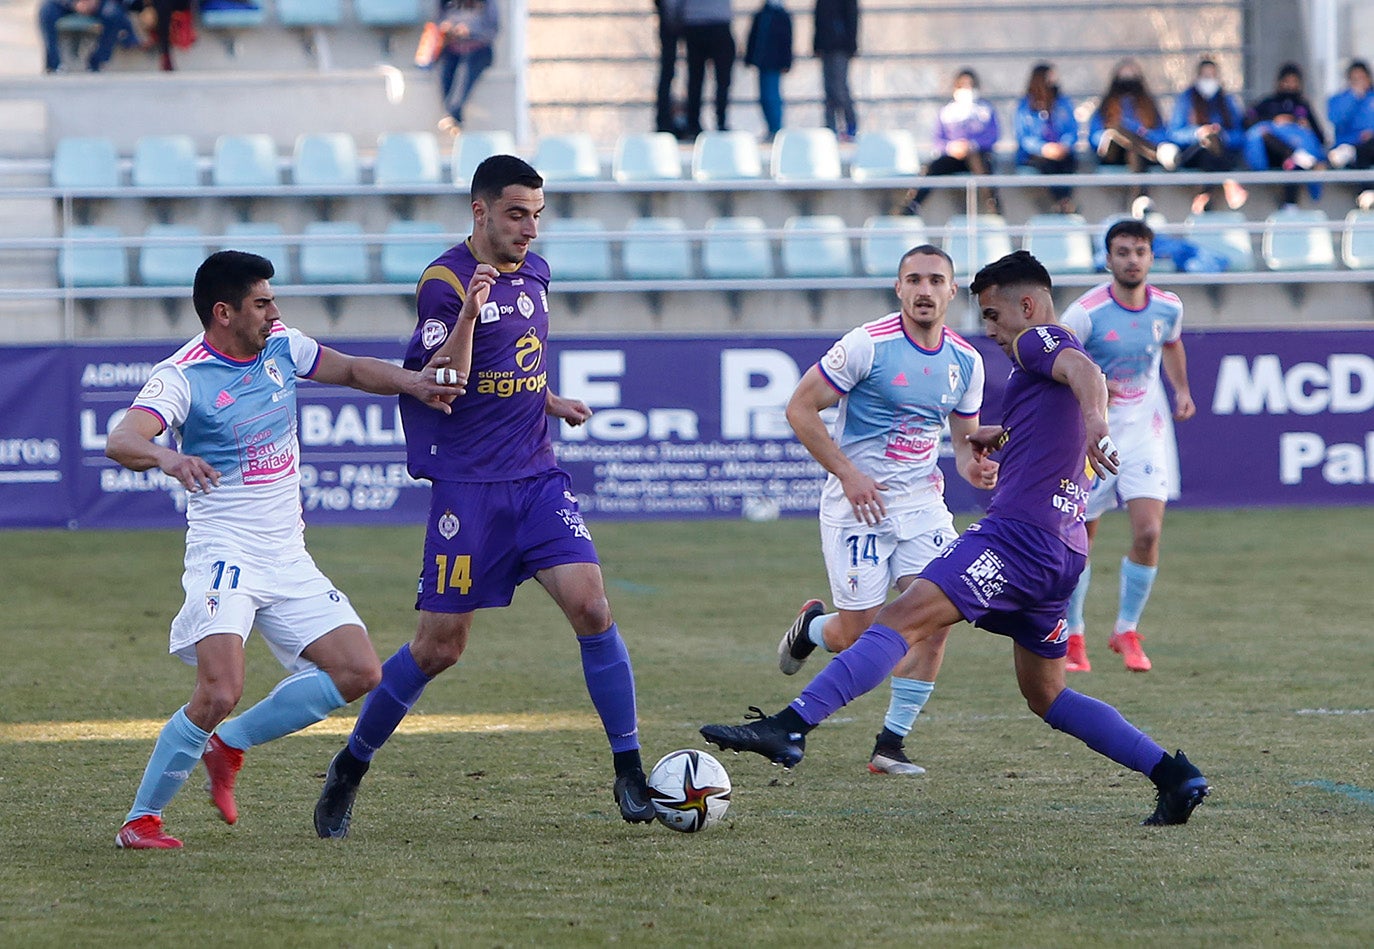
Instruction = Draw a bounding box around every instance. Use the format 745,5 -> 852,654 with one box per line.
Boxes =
470,154 -> 544,204
1349,59 -> 1371,79
969,250 -> 1052,296
1278,61 -> 1303,83
898,243 -> 955,275
1105,218 -> 1154,249
956,67 -> 979,87
192,250 -> 274,327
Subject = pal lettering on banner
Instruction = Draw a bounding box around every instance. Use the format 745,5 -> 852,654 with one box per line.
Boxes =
0,346 -> 71,526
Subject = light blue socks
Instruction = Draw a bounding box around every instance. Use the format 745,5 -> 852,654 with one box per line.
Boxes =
883,677 -> 935,737
1117,557 -> 1159,632
125,706 -> 211,822
216,667 -> 346,751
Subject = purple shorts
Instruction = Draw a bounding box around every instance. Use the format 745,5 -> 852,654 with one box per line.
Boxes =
919,517 -> 1085,659
417,469 -> 599,613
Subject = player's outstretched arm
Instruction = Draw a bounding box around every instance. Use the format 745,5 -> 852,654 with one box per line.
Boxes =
311,347 -> 464,413
786,365 -> 887,525
1052,348 -> 1119,477
106,408 -> 220,494
950,413 -> 999,490
1162,340 -> 1195,421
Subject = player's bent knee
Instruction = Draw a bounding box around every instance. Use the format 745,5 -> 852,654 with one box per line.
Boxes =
333,661 -> 383,702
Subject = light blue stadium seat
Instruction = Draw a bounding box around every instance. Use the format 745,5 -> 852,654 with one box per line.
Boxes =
300,221 -> 370,283
451,130 -> 516,187
52,137 -> 120,189
381,220 -> 449,283
222,222 -> 292,283
621,218 -> 693,280
691,130 -> 763,181
293,133 -> 360,187
354,0 -> 423,26
849,130 -> 920,182
1262,207 -> 1336,271
1184,210 -> 1256,272
212,134 -> 280,187
277,0 -> 341,26
702,216 -> 772,278
770,128 -> 843,181
139,225 -> 207,287
532,134 -> 601,182
943,214 -> 1014,276
132,135 -> 199,188
612,132 -> 683,182
1022,213 -> 1095,274
539,219 -> 612,281
1342,209 -> 1374,269
374,132 -> 442,186
860,215 -> 929,277
781,215 -> 853,277
199,0 -> 266,29
59,225 -> 127,287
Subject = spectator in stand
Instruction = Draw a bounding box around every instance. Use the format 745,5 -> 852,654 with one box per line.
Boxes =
901,68 -> 1002,216
1244,62 -> 1329,207
143,0 -> 193,72
434,0 -> 500,136
1327,60 -> 1374,171
744,0 -> 793,142
1090,58 -> 1176,202
668,0 -> 736,137
655,1 -> 687,138
814,0 -> 859,141
1014,62 -> 1079,214
38,0 -> 136,73
1167,58 -> 1248,214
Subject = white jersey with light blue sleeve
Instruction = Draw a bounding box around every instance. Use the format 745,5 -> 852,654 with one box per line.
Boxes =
129,324 -> 322,553
815,315 -> 984,526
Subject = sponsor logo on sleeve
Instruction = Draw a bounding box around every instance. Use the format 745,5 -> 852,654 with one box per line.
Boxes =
421,319 -> 449,349
136,377 -> 165,401
1035,327 -> 1059,352
824,343 -> 847,371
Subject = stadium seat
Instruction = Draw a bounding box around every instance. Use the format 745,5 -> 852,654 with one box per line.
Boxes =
1261,207 -> 1336,271
943,214 -> 1014,276
1184,211 -> 1257,272
781,214 -> 853,277
532,133 -> 601,182
702,216 -> 773,279
691,130 -> 764,181
293,133 -> 360,187
451,129 -> 516,187
276,0 -> 342,26
353,0 -> 424,26
139,225 -> 207,287
849,130 -> 920,182
612,133 -> 683,182
212,134 -> 280,188
131,135 -> 199,189
58,225 -> 127,287
222,222 -> 292,283
1022,213 -> 1095,274
199,0 -> 266,29
538,219 -> 612,280
374,132 -> 442,186
770,128 -> 843,181
621,218 -> 693,280
860,215 -> 929,277
299,221 -> 370,283
1341,209 -> 1374,269
380,220 -> 449,283
52,137 -> 119,189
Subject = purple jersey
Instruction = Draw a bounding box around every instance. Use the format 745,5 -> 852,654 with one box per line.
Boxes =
986,323 -> 1092,554
400,240 -> 556,482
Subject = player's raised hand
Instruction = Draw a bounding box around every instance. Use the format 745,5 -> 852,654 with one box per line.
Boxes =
459,263 -> 499,322
162,452 -> 220,494
840,470 -> 888,525
547,393 -> 592,426
412,354 -> 466,413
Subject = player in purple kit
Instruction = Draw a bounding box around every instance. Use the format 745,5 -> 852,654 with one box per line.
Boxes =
701,251 -> 1211,825
314,155 -> 657,837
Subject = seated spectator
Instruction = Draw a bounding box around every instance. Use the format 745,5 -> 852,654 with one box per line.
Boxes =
435,0 -> 500,136
1090,58 -> 1176,186
901,68 -> 1001,216
1327,59 -> 1374,170
38,0 -> 137,73
1014,61 -> 1079,213
1167,58 -> 1248,213
1244,62 -> 1329,206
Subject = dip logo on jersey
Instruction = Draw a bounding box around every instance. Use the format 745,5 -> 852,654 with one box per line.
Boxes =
263,358 -> 284,388
422,318 -> 449,349
885,417 -> 936,463
517,291 -> 535,319
960,550 -> 1007,607
235,406 -> 295,485
437,510 -> 460,539
1035,326 -> 1059,353
480,301 -> 501,324
824,342 -> 847,372
136,377 -> 164,401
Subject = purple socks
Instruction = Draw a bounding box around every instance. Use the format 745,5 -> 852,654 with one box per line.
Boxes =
347,644 -> 431,762
578,624 -> 640,753
1044,688 -> 1168,776
789,623 -> 909,726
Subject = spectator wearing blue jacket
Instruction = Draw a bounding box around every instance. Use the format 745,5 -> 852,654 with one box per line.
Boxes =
1243,62 -> 1328,206
1014,62 -> 1079,213
903,69 -> 1002,215
1327,60 -> 1374,171
1167,58 -> 1248,213
744,0 -> 793,141
38,0 -> 136,73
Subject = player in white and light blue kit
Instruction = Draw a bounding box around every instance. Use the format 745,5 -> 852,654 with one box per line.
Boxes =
107,251 -> 460,849
1059,218 -> 1195,674
776,244 -> 999,774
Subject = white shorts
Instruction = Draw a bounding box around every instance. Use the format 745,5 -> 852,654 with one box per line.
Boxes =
820,503 -> 957,611
168,543 -> 364,671
1087,412 -> 1180,519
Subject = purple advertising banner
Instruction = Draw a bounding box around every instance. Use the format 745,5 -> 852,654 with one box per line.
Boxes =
0,329 -> 1370,530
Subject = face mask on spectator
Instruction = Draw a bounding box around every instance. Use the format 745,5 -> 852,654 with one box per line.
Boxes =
1196,78 -> 1220,98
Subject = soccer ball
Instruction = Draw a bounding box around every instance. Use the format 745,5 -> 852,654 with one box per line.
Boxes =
646,749 -> 731,833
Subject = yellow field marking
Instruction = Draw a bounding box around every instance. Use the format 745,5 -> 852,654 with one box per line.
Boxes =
0,712 -> 602,743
